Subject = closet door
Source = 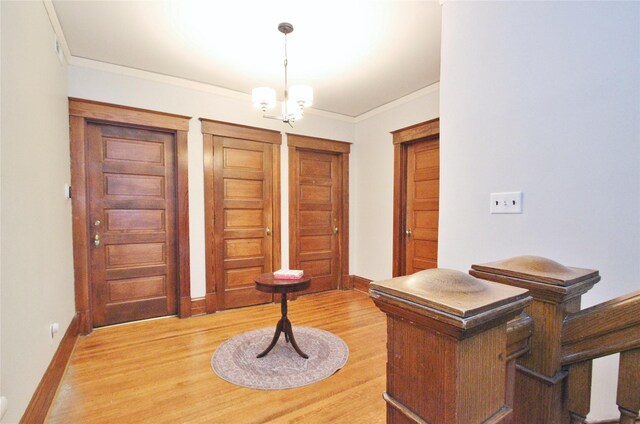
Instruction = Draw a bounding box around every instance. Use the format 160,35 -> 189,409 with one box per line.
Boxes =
203,120 -> 281,311
292,150 -> 341,293
405,138 -> 439,274
288,134 -> 350,295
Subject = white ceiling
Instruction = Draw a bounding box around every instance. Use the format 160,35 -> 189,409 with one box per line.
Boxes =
51,0 -> 442,118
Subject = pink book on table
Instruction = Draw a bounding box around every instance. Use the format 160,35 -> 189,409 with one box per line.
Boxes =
274,269 -> 304,279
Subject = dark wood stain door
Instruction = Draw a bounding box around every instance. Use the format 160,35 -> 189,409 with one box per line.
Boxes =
405,138 -> 439,273
213,136 -> 274,309
294,150 -> 341,293
87,123 -> 177,326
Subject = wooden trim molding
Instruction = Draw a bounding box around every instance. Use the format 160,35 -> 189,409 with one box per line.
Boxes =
190,297 -> 207,316
21,315 -> 79,423
288,134 -> 351,288
200,118 -> 281,144
176,130 -> 192,318
351,275 -> 373,293
201,119 -> 282,313
69,97 -> 190,131
391,118 -> 439,277
391,118 -> 439,145
203,132 -> 216,314
287,133 -> 351,153
69,98 -> 192,333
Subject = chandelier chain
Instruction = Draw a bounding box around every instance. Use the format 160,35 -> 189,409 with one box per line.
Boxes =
284,32 -> 289,117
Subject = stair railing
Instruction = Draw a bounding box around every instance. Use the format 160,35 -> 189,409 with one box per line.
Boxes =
562,290 -> 640,423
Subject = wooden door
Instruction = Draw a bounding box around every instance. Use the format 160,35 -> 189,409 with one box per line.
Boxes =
405,138 -> 439,273
87,123 -> 178,326
212,137 -> 274,309
292,150 -> 341,293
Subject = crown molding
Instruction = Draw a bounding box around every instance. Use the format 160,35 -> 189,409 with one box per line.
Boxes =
69,56 -> 249,101
354,81 -> 440,123
42,0 -> 71,63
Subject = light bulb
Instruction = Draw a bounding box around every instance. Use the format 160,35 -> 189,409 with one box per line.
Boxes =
290,85 -> 313,108
252,87 -> 276,111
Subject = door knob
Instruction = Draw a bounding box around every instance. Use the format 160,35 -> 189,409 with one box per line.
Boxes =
405,228 -> 412,237
94,233 -> 100,247
333,226 -> 339,235
266,227 -> 271,236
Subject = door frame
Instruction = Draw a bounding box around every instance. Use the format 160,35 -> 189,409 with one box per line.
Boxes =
391,118 -> 440,277
69,98 -> 192,334
287,134 -> 351,289
201,119 -> 282,313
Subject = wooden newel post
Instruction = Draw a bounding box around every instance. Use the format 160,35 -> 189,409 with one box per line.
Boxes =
369,269 -> 531,424
470,256 -> 600,423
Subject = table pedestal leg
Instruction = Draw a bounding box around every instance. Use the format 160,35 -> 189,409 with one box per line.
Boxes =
282,318 -> 308,359
256,319 -> 283,358
256,292 -> 308,359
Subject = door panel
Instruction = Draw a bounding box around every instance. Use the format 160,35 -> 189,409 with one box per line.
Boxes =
106,209 -> 165,231
294,150 -> 340,293
88,123 -> 177,326
213,136 -> 273,309
405,139 -> 440,274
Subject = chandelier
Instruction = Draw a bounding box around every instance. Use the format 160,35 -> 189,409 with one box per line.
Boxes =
251,23 -> 313,126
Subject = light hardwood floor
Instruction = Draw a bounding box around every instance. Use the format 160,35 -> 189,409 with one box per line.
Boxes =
47,290 -> 387,423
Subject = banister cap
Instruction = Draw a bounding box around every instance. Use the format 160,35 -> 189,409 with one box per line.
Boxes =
370,268 -> 529,318
471,256 -> 599,286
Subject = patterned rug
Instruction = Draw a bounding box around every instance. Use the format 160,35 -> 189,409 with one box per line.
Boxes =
211,326 -> 349,390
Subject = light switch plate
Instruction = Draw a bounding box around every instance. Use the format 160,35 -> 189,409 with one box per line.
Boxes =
490,191 -> 523,214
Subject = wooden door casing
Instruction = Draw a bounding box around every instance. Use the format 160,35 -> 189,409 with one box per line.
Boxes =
87,124 -> 178,326
392,118 -> 440,277
288,134 -> 350,294
69,98 -> 191,334
202,119 -> 281,312
405,139 -> 439,273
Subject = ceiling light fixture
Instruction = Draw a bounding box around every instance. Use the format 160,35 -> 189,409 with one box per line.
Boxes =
252,23 -> 313,127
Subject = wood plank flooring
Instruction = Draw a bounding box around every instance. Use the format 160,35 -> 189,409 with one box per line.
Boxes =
47,290 -> 387,423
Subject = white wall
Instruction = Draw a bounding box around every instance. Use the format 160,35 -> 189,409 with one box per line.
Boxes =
0,2 -> 74,422
439,1 -> 640,419
352,86 -> 440,280
68,64 -> 355,297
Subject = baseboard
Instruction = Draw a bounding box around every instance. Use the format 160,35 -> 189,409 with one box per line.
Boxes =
589,419 -> 640,423
341,274 -> 353,290
179,296 -> 192,318
351,275 -> 373,293
191,297 -> 207,316
21,314 -> 79,423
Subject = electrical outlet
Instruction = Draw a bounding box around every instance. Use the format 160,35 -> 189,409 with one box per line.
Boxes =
490,191 -> 523,214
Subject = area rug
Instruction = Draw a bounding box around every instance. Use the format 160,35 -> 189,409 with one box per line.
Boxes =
211,326 -> 349,390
